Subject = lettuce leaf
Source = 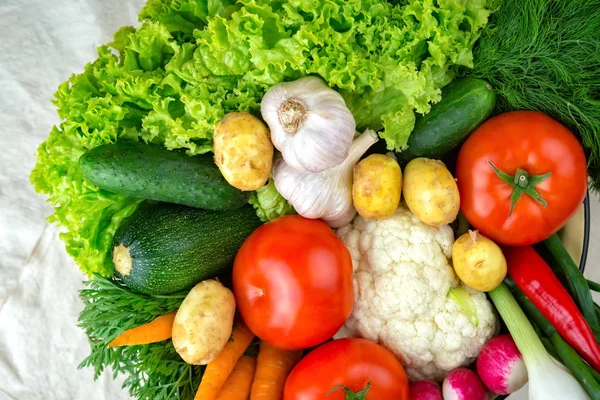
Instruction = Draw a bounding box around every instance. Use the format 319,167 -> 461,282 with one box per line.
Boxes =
31,0 -> 489,277
140,0 -> 240,41
249,178 -> 295,222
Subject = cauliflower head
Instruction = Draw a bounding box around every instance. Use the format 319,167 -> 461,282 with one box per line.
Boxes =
335,205 -> 498,381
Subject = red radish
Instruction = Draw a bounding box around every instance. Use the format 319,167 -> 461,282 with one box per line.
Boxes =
410,380 -> 442,399
442,368 -> 487,400
476,334 -> 528,394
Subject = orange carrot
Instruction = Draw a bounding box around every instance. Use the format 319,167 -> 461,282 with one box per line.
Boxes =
195,321 -> 255,400
108,312 -> 176,348
216,355 -> 257,400
250,341 -> 303,400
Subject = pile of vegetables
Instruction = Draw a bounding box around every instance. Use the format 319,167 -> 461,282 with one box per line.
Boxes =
29,0 -> 600,399
30,0 -> 490,277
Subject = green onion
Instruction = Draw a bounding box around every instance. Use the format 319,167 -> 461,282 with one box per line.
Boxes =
589,364 -> 600,384
590,323 -> 600,344
587,279 -> 600,293
538,331 -> 560,361
543,234 -> 599,326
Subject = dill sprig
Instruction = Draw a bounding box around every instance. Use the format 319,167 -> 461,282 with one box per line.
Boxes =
459,0 -> 600,189
77,275 -> 203,400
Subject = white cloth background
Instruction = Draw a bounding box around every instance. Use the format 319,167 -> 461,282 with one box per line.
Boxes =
0,1 -> 598,399
0,1 -> 143,399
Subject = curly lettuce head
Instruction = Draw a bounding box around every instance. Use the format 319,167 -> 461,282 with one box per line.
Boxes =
31,0 -> 489,276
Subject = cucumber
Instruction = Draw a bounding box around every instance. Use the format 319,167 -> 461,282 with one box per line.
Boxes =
79,141 -> 250,210
112,202 -> 262,295
396,78 -> 496,164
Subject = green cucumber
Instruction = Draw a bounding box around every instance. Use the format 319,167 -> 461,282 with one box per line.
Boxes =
396,78 -> 496,164
79,141 -> 250,210
112,202 -> 262,295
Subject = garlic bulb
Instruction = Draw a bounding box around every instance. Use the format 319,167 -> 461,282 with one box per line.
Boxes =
261,76 -> 356,173
273,129 -> 379,228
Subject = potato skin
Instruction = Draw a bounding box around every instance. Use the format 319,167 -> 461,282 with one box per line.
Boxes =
172,280 -> 236,365
452,231 -> 507,292
402,158 -> 459,226
214,112 -> 274,191
353,154 -> 402,220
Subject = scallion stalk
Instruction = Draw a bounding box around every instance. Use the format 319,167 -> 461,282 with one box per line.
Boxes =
588,279 -> 600,293
544,234 -> 599,326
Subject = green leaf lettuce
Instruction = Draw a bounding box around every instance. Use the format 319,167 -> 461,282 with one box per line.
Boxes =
249,178 -> 296,222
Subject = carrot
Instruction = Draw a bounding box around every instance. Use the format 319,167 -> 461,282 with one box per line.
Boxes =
250,341 -> 303,400
195,321 -> 255,400
108,312 -> 176,348
216,355 -> 257,400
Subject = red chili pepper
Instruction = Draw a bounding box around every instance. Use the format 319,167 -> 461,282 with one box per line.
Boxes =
505,245 -> 600,372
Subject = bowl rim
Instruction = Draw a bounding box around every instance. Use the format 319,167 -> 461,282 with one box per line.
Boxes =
580,190 -> 591,273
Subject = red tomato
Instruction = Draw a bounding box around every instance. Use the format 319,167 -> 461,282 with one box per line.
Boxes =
232,215 -> 353,350
456,111 -> 587,246
284,338 -> 409,400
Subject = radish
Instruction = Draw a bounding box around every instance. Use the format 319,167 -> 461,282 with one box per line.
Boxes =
409,380 -> 442,399
442,368 -> 487,400
476,334 -> 528,394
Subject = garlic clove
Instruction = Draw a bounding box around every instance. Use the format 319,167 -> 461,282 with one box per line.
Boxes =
261,76 -> 356,174
273,129 -> 379,228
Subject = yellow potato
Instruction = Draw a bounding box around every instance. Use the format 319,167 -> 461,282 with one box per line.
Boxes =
214,112 -> 274,191
172,280 -> 235,365
353,153 -> 402,220
452,230 -> 507,292
402,157 -> 459,226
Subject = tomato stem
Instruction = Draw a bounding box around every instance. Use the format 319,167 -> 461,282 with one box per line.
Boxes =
327,382 -> 371,400
488,161 -> 552,216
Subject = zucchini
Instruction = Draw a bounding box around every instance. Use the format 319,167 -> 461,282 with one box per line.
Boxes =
396,78 -> 496,164
79,141 -> 250,210
112,202 -> 262,295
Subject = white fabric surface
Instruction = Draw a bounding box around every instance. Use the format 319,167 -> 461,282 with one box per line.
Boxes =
0,1 -> 143,399
0,1 -> 598,399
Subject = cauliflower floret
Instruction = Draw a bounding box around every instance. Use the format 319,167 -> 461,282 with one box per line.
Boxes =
335,205 -> 498,381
